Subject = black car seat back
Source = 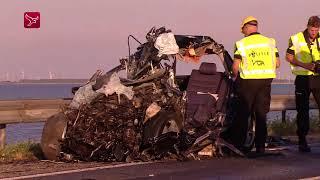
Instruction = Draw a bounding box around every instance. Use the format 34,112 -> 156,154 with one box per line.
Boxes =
186,62 -> 230,127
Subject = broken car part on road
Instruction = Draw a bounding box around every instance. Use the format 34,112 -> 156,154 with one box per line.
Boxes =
41,26 -> 246,162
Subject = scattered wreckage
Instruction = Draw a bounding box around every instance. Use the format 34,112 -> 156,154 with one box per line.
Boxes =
41,27 -> 251,162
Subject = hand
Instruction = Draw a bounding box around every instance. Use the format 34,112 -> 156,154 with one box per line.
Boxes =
305,63 -> 316,71
232,76 -> 237,82
314,61 -> 320,73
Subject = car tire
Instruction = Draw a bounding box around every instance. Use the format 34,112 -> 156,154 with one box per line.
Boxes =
40,112 -> 67,160
142,110 -> 183,147
242,130 -> 255,153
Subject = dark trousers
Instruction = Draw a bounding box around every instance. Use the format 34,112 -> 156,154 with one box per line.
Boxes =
232,78 -> 272,148
295,75 -> 320,140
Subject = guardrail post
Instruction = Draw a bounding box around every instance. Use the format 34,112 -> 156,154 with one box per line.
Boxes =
281,110 -> 286,123
0,124 -> 6,150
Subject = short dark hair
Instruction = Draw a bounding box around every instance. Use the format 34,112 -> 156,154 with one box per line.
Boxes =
307,16 -> 320,28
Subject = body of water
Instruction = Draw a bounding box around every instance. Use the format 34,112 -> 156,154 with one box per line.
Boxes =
0,83 -> 80,100
0,83 -> 81,144
0,83 -> 316,144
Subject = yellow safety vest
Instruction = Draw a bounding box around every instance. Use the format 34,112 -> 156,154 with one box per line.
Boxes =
235,34 -> 277,79
289,32 -> 320,75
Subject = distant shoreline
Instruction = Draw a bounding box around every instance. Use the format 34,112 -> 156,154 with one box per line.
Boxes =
1,78 -> 293,85
1,79 -> 88,84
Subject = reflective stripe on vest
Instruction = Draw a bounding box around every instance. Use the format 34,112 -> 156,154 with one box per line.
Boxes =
237,41 -> 248,70
290,32 -> 320,75
236,35 -> 277,79
240,69 -> 275,75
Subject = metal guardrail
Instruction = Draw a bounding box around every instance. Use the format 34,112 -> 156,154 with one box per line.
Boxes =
0,95 -> 317,149
0,98 -> 71,149
0,99 -> 71,124
270,95 -> 317,111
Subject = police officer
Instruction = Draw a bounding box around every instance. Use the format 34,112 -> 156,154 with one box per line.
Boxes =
286,16 -> 320,152
232,16 -> 280,153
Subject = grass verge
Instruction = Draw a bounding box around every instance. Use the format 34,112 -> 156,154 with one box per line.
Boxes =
0,141 -> 43,162
268,116 -> 320,136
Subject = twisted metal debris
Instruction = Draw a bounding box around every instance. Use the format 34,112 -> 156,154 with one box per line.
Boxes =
45,26 -> 244,162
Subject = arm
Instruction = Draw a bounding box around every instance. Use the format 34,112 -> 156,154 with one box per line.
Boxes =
232,43 -> 241,79
285,53 -> 315,71
285,37 -> 315,71
232,58 -> 241,78
273,39 -> 280,69
276,57 -> 280,69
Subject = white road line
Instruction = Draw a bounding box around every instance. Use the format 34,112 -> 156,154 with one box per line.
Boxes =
2,143 -> 320,179
299,176 -> 320,180
1,162 -> 152,180
267,147 -> 288,151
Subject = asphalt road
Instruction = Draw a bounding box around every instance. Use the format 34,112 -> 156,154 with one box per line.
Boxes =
4,144 -> 320,180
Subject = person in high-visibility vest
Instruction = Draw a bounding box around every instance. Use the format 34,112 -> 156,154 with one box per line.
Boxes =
286,16 -> 320,152
231,16 -> 280,154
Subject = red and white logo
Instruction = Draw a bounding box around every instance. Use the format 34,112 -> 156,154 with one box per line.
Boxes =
24,12 -> 40,28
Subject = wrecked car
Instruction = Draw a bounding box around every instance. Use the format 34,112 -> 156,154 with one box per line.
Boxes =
41,27 -> 253,162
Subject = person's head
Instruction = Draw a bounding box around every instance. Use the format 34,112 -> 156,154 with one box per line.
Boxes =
241,16 -> 258,36
307,16 -> 320,40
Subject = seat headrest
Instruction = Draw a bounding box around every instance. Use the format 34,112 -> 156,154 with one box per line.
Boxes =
199,62 -> 217,75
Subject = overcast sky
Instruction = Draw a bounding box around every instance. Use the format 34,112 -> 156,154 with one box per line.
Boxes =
0,0 -> 319,80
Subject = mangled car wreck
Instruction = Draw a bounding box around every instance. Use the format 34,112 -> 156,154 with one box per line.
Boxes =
41,27 -> 249,162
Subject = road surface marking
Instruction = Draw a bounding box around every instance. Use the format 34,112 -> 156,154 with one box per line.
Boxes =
300,176 -> 320,180
2,162 -> 152,180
